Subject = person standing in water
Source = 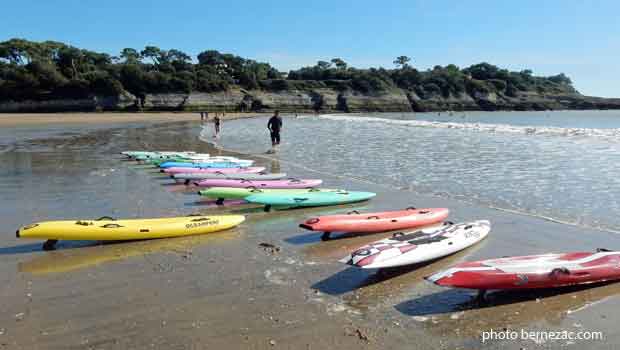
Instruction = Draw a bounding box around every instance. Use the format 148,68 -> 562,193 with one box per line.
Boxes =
267,110 -> 283,149
213,114 -> 221,138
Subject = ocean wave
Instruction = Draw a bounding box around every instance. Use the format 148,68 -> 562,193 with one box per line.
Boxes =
318,114 -> 620,141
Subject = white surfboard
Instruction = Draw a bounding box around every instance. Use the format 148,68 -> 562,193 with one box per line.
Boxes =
340,220 -> 490,269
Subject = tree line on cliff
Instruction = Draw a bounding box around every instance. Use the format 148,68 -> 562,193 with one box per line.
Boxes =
0,38 -> 576,102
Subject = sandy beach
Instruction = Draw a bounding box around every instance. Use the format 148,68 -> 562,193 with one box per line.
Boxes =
0,112 -> 264,127
1,114 -> 619,349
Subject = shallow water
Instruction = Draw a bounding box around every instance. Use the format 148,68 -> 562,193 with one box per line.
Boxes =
207,111 -> 620,233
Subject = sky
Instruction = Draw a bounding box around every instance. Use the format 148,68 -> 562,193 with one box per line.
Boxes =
1,0 -> 619,97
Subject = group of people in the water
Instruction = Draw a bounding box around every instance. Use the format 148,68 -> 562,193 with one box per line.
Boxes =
201,110 -> 283,151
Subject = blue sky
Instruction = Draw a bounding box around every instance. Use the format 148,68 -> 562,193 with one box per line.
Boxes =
2,0 -> 619,96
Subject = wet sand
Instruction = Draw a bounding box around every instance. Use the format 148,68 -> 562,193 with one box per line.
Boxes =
1,117 -> 619,349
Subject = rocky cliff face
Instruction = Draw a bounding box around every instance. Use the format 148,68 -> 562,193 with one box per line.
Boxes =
1,87 -> 619,113
0,92 -> 137,112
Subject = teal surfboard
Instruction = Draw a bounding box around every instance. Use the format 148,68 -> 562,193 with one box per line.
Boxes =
199,187 -> 343,200
244,191 -> 376,210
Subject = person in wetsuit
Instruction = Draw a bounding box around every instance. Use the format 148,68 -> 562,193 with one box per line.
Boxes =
213,114 -> 221,137
267,110 -> 283,147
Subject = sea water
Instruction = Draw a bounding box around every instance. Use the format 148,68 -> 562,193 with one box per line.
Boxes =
202,110 -> 620,233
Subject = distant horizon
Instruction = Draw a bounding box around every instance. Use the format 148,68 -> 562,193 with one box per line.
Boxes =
2,0 -> 619,97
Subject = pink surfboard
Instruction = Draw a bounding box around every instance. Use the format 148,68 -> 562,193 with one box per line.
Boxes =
162,167 -> 265,175
195,179 -> 323,189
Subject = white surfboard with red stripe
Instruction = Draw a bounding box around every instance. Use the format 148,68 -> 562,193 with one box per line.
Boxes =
427,250 -> 620,290
340,220 -> 490,269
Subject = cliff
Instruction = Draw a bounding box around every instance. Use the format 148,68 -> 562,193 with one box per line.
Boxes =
4,39 -> 619,114
1,88 -> 619,113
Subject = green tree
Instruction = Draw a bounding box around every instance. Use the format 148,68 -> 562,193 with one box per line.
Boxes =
317,60 -> 331,70
393,55 -> 411,69
0,38 -> 39,64
120,48 -> 141,63
548,73 -> 572,85
84,71 -> 124,95
197,50 -> 223,66
331,58 -> 347,70
55,46 -> 85,78
26,61 -> 67,90
141,46 -> 162,65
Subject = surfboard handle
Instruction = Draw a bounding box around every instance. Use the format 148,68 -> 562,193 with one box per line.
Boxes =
550,267 -> 570,276
43,239 -> 58,251
191,218 -> 212,222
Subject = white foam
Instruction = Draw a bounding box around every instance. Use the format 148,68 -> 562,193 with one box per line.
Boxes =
319,114 -> 620,141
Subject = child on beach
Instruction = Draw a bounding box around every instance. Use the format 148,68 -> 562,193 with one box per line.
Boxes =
200,111 -> 209,123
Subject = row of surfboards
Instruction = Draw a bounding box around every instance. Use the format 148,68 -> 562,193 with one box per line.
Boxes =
17,207 -> 620,293
129,150 -> 379,210
140,151 -> 620,293
299,210 -> 620,292
15,150 -> 378,250
16,150 -> 620,295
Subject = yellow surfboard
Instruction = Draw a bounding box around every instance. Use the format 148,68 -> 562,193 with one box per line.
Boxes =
16,215 -> 245,242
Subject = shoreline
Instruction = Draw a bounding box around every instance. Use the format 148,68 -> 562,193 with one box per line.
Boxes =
0,111 -> 269,127
2,108 -> 619,128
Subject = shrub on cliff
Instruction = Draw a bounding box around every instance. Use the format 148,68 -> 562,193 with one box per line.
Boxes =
466,79 -> 492,95
0,38 -> 579,102
488,79 -> 507,92
84,71 -> 124,96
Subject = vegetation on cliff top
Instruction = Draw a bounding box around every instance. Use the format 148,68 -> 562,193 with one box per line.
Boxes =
0,38 -> 576,102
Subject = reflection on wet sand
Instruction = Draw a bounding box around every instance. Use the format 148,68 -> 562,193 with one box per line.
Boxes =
227,202 -> 371,216
19,229 -> 239,275
270,158 -> 281,174
343,249 -> 481,310
309,245 -> 482,302
395,281 -> 620,337
186,198 -> 249,209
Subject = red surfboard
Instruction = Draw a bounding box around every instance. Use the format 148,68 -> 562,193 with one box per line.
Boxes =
427,249 -> 620,290
300,208 -> 449,240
